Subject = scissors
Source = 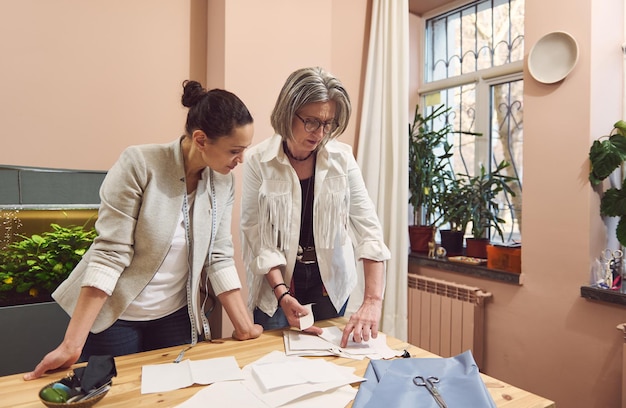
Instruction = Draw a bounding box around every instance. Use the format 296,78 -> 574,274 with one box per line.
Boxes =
413,375 -> 447,408
602,249 -> 623,263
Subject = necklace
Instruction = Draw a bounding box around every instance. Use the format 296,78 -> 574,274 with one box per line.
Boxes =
283,141 -> 315,161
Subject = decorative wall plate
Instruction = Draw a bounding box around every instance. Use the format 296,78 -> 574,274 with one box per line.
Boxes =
528,31 -> 579,84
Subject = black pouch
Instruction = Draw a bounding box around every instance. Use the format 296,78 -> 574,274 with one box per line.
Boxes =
72,355 -> 117,392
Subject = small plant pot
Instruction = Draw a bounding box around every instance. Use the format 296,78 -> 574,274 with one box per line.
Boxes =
409,225 -> 435,253
465,237 -> 489,259
439,229 -> 464,256
486,244 -> 521,273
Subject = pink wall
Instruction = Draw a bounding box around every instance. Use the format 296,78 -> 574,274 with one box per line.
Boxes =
0,0 -> 370,338
204,0 -> 370,338
0,1 -> 192,170
411,0 -> 626,406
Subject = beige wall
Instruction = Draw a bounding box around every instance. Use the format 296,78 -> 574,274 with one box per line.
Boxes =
2,0 -> 625,406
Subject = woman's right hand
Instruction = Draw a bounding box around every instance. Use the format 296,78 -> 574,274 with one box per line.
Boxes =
280,294 -> 323,335
23,287 -> 106,381
23,342 -> 82,380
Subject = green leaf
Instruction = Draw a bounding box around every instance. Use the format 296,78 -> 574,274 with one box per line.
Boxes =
31,235 -> 44,245
609,133 -> 626,158
614,120 -> 626,136
589,139 -> 624,184
600,188 -> 626,217
617,217 -> 626,247
16,282 -> 32,293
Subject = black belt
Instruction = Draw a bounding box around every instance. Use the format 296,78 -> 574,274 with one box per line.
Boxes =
296,245 -> 317,264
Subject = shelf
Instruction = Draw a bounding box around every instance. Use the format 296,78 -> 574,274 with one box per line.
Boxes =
408,252 -> 522,285
580,286 -> 626,306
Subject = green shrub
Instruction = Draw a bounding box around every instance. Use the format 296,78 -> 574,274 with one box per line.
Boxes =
0,223 -> 96,302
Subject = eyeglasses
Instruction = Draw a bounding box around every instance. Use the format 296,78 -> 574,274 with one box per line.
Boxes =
295,113 -> 338,134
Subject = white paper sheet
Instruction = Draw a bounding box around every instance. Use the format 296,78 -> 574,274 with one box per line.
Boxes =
299,304 -> 314,330
284,326 -> 403,360
141,356 -> 243,394
287,330 -> 336,351
174,351 -> 364,408
174,382 -> 357,408
251,359 -> 348,391
174,381 -> 263,408
243,351 -> 364,407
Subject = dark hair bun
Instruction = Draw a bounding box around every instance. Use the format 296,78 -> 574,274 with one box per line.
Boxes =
181,80 -> 207,108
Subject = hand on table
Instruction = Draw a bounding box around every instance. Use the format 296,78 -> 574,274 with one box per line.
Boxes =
232,323 -> 264,341
23,343 -> 82,381
340,297 -> 382,348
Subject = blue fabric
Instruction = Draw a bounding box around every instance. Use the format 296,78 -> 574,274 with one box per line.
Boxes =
352,350 -> 496,408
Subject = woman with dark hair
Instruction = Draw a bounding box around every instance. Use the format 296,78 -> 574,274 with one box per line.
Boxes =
241,67 -> 391,348
25,80 -> 262,380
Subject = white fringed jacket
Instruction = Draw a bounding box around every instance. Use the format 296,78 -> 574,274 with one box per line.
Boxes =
241,134 -> 391,317
53,138 -> 242,335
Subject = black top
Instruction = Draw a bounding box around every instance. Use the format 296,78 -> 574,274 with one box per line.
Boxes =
299,175 -> 315,248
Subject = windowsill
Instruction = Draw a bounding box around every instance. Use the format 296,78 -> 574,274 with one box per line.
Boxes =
408,252 -> 522,285
580,286 -> 626,306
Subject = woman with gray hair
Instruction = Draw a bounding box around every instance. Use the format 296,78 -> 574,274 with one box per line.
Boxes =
241,67 -> 391,347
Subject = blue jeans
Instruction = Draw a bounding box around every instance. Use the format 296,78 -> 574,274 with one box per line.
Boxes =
81,306 -> 191,361
254,262 -> 348,330
254,301 -> 348,331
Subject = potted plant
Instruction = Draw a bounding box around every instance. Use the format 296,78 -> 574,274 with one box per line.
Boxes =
0,222 -> 96,306
408,104 -> 453,252
589,120 -> 626,246
457,160 -> 517,258
437,174 -> 470,256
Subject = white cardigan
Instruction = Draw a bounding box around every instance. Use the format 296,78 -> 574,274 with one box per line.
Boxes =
53,138 -> 242,334
241,134 -> 391,317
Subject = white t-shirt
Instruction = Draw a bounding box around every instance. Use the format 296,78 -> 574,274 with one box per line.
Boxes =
119,193 -> 193,321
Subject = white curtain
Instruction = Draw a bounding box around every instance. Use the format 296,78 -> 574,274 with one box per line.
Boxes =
352,0 -> 409,340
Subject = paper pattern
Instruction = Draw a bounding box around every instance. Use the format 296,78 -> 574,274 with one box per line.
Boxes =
175,350 -> 363,408
285,326 -> 403,360
141,356 -> 243,394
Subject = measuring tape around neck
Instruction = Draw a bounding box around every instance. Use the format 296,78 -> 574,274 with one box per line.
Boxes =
182,169 -> 217,345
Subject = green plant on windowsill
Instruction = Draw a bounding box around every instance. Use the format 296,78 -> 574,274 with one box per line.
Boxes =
437,160 -> 517,258
0,222 -> 96,307
437,173 -> 470,234
589,120 -> 626,246
460,160 -> 518,241
408,104 -> 453,228
408,104 -> 482,253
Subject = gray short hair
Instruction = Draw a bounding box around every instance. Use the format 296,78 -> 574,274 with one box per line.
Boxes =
270,67 -> 351,144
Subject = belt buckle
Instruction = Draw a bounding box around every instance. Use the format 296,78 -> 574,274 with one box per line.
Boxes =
297,246 -> 317,264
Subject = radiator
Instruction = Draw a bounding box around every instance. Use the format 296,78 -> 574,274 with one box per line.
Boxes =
408,274 -> 491,366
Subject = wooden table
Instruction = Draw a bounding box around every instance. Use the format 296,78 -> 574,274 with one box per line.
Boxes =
0,318 -> 554,408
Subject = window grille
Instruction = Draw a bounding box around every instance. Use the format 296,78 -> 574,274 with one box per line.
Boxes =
420,0 -> 524,243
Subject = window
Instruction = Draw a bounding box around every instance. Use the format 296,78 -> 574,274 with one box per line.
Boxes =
420,0 -> 524,243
